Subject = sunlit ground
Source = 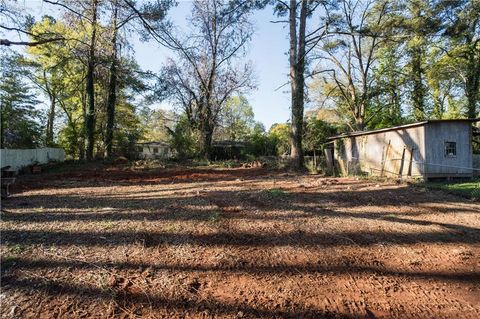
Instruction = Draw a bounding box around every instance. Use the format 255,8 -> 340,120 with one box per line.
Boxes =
1,166 -> 479,318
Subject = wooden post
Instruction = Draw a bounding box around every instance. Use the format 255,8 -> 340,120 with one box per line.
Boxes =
324,148 -> 334,176
381,140 -> 391,177
398,146 -> 406,180
407,147 -> 414,177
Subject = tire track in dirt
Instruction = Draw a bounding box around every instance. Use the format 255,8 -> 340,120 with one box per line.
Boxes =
2,167 -> 479,318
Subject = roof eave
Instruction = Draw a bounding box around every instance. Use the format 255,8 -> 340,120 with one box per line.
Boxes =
328,119 -> 480,140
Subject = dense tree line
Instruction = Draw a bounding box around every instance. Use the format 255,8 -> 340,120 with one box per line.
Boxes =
310,0 -> 479,129
280,0 -> 479,166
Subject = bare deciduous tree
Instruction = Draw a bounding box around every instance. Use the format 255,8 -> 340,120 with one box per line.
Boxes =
315,0 -> 393,131
160,0 -> 255,159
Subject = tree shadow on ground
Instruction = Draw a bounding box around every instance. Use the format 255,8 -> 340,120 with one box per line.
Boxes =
2,185 -> 478,235
1,274 -> 372,319
3,256 -> 479,284
2,227 -> 478,248
2,167 -> 479,318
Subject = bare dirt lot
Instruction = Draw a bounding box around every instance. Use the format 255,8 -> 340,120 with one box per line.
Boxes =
1,164 -> 479,318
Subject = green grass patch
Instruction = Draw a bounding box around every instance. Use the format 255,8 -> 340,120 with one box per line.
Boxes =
426,179 -> 480,200
384,214 -> 397,219
1,255 -> 17,268
5,244 -> 27,254
208,211 -> 222,223
263,188 -> 287,198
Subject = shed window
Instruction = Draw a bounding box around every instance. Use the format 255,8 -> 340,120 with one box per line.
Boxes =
444,142 -> 456,157
153,147 -> 159,154
137,146 -> 143,152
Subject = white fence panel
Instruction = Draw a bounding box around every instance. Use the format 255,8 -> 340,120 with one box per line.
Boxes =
0,148 -> 65,170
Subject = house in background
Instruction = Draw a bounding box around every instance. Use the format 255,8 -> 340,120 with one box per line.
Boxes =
211,140 -> 247,160
328,119 -> 479,180
135,141 -> 171,159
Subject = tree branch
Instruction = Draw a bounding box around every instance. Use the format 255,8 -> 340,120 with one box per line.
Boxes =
0,37 -> 64,46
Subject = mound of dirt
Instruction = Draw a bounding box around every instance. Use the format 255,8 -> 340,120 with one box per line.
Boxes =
242,160 -> 267,168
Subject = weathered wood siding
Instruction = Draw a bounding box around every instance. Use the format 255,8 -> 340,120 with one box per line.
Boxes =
424,122 -> 473,176
334,126 -> 426,177
334,121 -> 475,178
473,154 -> 480,176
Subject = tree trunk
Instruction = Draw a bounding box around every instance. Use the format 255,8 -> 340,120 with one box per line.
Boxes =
411,46 -> 425,121
0,110 -> 5,148
202,124 -> 214,160
46,96 -> 56,146
85,0 -> 98,160
355,107 -> 365,131
432,84 -> 444,120
79,89 -> 87,160
466,85 -> 478,119
465,52 -> 479,118
105,2 -> 118,159
42,69 -> 56,146
289,0 -> 307,170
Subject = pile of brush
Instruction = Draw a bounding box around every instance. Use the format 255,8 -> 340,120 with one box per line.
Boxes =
241,160 -> 267,168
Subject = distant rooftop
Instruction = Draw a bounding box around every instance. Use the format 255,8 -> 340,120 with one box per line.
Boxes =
329,119 -> 480,140
136,141 -> 169,146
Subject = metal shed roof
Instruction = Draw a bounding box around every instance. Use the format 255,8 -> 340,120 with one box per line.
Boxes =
328,119 -> 480,140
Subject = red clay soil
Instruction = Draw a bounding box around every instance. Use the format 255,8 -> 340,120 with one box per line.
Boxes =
1,165 -> 479,318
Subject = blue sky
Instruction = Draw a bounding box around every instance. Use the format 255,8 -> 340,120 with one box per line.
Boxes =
8,0 -> 294,129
